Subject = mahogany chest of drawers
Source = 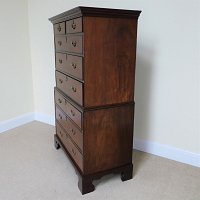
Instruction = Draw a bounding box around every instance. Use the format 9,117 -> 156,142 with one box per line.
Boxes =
49,6 -> 141,194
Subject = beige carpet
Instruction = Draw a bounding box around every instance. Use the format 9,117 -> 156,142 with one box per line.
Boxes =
0,121 -> 199,200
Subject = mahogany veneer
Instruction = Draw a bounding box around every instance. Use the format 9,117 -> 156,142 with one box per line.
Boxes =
49,6 -> 141,194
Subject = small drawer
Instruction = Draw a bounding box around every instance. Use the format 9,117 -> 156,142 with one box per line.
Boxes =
56,106 -> 83,152
55,36 -> 67,51
66,17 -> 82,33
54,22 -> 65,35
55,35 -> 83,54
55,89 -> 82,129
56,53 -> 67,68
56,71 -> 83,106
56,53 -> 83,80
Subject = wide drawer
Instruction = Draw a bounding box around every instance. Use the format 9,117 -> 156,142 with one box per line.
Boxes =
56,122 -> 83,170
55,106 -> 83,152
55,89 -> 82,129
56,71 -> 83,105
55,35 -> 83,54
66,17 -> 82,33
54,22 -> 65,35
56,53 -> 83,80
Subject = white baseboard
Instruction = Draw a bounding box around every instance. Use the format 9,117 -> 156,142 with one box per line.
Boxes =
0,112 -> 35,133
34,112 -> 55,126
134,138 -> 200,168
0,112 -> 54,133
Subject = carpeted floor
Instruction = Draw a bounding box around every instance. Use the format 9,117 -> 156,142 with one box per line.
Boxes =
0,121 -> 199,200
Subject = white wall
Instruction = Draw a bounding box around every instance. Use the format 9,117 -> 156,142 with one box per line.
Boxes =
27,0 -> 200,156
133,0 -> 200,155
0,0 -> 34,121
198,3 -> 200,155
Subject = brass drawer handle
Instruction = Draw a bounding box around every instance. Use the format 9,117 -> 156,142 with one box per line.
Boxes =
71,41 -> 77,47
57,25 -> 61,32
72,148 -> 76,156
71,86 -> 77,93
71,21 -> 76,29
58,59 -> 62,64
59,131 -> 63,137
71,110 -> 75,116
58,114 -> 62,120
58,41 -> 62,46
71,128 -> 76,135
58,79 -> 63,84
71,63 -> 77,69
58,98 -> 62,104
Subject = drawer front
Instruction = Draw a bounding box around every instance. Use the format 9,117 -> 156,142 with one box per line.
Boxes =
55,36 -> 83,54
65,76 -> 83,105
56,71 -> 83,105
56,53 -> 83,80
55,36 -> 67,51
66,35 -> 82,54
55,71 -> 66,94
56,106 -> 68,130
55,89 -> 82,129
55,106 -> 83,152
66,17 -> 82,33
56,53 -> 67,68
54,22 -> 65,35
67,116 -> 83,152
56,122 -> 69,148
56,122 -> 83,170
68,136 -> 83,170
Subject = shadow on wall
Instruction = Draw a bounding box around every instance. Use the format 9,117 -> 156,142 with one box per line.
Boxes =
134,43 -> 155,143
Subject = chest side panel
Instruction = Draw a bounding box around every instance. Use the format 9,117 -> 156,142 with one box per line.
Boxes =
83,104 -> 134,174
83,16 -> 138,107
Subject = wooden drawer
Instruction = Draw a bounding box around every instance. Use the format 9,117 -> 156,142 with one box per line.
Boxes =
56,71 -> 83,105
66,35 -> 82,54
55,36 -> 67,51
67,135 -> 83,170
55,71 -> 66,93
55,35 -> 83,54
56,122 -> 83,170
56,105 -> 67,130
54,22 -> 65,35
55,89 -> 82,129
66,17 -> 82,33
56,53 -> 83,80
55,106 -> 83,152
56,53 -> 66,68
56,122 -> 69,148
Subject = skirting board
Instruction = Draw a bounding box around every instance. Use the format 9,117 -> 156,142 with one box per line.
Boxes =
0,112 -> 55,133
134,139 -> 200,168
34,112 -> 55,126
0,113 -> 199,168
0,112 -> 35,133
